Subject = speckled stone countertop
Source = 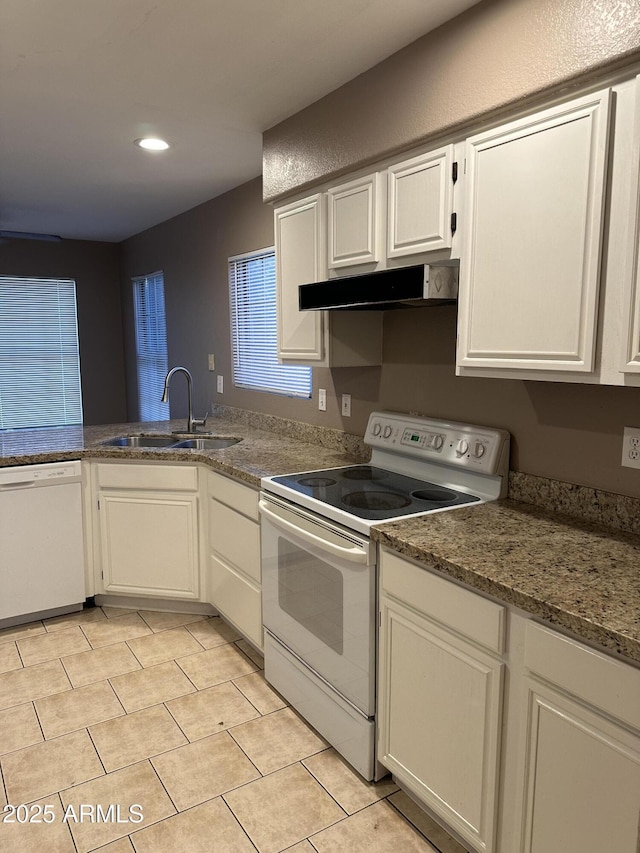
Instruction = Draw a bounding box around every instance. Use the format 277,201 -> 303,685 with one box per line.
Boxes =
0,412 -> 365,485
2,410 -> 639,667
373,500 -> 640,666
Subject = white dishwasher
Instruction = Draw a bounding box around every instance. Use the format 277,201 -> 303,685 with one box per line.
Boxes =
0,460 -> 86,626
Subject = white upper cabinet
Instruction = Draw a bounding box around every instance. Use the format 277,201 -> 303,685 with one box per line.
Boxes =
328,173 -> 381,268
620,76 -> 640,374
457,88 -> 612,375
275,193 -> 326,363
387,145 -> 455,258
274,192 -> 383,367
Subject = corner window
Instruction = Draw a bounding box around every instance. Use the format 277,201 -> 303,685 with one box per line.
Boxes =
229,248 -> 311,398
132,272 -> 169,421
0,276 -> 83,429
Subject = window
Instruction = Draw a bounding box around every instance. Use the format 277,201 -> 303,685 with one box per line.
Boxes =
229,248 -> 311,398
0,276 -> 83,429
132,272 -> 169,421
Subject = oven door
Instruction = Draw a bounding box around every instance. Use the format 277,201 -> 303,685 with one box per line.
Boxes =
259,493 -> 376,716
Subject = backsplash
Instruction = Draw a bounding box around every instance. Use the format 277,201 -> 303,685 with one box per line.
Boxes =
211,405 -> 369,462
508,471 -> 640,537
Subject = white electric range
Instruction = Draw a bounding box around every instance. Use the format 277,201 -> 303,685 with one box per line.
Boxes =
259,411 -> 510,780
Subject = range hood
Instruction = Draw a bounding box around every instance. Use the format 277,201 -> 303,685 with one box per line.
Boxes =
298,263 -> 458,311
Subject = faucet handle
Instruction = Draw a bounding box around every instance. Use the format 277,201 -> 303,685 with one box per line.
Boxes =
192,412 -> 208,432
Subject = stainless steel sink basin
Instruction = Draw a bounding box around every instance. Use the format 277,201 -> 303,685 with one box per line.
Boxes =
103,435 -> 178,448
172,437 -> 242,450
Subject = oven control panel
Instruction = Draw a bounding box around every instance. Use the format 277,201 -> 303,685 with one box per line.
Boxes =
365,412 -> 510,476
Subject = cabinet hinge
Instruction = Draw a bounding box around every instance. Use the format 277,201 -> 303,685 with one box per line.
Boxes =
450,212 -> 457,234
452,161 -> 458,183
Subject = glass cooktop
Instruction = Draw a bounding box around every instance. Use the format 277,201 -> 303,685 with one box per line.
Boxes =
270,465 -> 480,522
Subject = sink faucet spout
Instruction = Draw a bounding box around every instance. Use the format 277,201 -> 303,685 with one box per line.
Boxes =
161,366 -> 208,433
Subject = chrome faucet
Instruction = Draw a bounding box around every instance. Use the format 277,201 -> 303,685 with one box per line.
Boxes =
161,366 -> 208,434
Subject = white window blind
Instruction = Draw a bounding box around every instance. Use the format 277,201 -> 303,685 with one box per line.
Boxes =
229,248 -> 311,398
132,272 -> 169,421
0,276 -> 83,430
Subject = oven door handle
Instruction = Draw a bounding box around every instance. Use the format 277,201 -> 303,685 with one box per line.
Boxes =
259,499 -> 370,565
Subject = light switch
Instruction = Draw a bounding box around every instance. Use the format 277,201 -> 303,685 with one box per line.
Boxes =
208,354 -> 215,371
217,375 -> 224,393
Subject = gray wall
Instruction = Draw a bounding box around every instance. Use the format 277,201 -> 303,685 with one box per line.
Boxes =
119,0 -> 640,500
0,238 -> 127,425
263,0 -> 640,200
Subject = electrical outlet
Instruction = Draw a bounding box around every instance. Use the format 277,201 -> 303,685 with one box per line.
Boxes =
208,354 -> 215,371
318,389 -> 326,411
341,393 -> 351,417
621,426 -> 640,469
217,375 -> 224,393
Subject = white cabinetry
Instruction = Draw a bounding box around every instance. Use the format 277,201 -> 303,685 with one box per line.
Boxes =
275,193 -> 326,363
387,144 -> 455,258
620,76 -> 640,373
457,88 -> 611,375
507,618 -> 640,853
274,193 -> 382,367
378,550 -> 505,853
208,470 -> 263,649
95,462 -> 201,600
378,549 -> 640,853
328,173 -> 381,268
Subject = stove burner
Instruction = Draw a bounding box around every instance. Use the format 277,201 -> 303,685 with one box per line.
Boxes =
297,476 -> 338,488
412,487 -> 458,503
341,466 -> 388,481
342,491 -> 412,511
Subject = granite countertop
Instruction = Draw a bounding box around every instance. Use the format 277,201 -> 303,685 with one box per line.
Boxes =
2,414 -> 639,667
0,414 -> 363,485
373,500 -> 640,666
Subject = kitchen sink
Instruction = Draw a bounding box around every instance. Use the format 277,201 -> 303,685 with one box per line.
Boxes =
172,437 -> 242,450
102,434 -> 178,447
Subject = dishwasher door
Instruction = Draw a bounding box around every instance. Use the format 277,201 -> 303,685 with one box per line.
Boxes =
0,461 -> 85,624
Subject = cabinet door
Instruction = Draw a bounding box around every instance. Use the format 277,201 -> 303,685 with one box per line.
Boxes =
517,679 -> 640,853
620,76 -> 640,373
387,145 -> 454,257
275,194 -> 326,362
378,595 -> 503,853
457,89 -> 611,373
328,173 -> 381,268
99,490 -> 199,599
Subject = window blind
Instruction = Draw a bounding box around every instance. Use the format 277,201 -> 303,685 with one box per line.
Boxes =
0,276 -> 83,429
132,272 -> 170,421
229,248 -> 311,398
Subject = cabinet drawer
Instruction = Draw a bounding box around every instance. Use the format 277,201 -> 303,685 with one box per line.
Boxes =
380,549 -> 505,654
524,620 -> 640,730
208,470 -> 259,521
209,499 -> 260,583
209,554 -> 262,649
96,462 -> 198,491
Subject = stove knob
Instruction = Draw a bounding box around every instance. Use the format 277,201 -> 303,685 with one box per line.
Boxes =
372,422 -> 381,436
432,434 -> 444,450
473,442 -> 486,458
382,425 -> 393,439
456,438 -> 469,457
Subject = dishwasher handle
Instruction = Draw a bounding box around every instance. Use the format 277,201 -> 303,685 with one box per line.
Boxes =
0,479 -> 37,489
259,499 -> 370,565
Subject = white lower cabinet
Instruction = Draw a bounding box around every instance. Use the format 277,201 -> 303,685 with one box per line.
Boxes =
378,550 -> 505,853
207,470 -> 262,650
505,618 -> 640,853
378,549 -> 640,853
94,462 -> 201,600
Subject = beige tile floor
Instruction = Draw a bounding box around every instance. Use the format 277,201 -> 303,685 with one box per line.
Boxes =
0,606 -> 468,853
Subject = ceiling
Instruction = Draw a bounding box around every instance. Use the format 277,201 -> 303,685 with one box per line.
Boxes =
0,0 -> 481,243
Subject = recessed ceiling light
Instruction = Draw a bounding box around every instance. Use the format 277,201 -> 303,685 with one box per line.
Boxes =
134,137 -> 170,151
